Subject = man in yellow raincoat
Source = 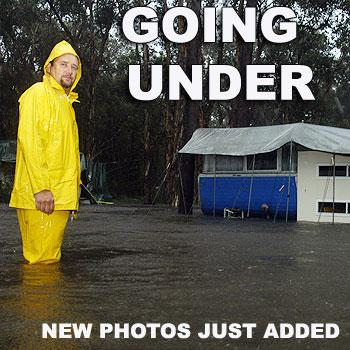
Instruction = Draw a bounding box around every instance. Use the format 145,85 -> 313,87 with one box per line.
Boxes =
10,41 -> 82,264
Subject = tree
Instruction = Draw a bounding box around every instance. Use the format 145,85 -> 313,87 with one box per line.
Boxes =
177,0 -> 203,214
1,0 -> 350,205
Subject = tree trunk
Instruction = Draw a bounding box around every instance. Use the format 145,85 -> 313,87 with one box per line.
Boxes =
164,0 -> 185,207
178,0 -> 202,215
230,0 -> 257,128
142,43 -> 152,204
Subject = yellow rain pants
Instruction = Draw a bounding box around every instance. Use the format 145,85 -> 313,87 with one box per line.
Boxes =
17,209 -> 69,264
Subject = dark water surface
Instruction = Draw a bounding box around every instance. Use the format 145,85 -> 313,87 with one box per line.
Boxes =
1,204 -> 350,349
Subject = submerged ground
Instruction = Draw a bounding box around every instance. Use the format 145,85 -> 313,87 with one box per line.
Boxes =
1,203 -> 349,350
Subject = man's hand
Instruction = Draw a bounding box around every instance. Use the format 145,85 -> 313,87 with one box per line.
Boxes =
34,190 -> 54,214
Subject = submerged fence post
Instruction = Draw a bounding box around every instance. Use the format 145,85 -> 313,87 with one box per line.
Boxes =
332,153 -> 336,225
213,154 -> 217,217
285,141 -> 293,222
247,155 -> 255,218
178,154 -> 187,215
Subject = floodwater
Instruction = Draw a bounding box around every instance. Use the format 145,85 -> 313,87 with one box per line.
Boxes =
1,204 -> 350,350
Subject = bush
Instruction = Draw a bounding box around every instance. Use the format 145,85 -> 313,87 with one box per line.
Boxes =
0,163 -> 14,203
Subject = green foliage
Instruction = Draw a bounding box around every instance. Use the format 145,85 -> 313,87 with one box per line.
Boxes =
1,0 -> 350,201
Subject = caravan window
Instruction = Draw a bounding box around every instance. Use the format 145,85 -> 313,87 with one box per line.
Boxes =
247,150 -> 278,171
281,143 -> 297,172
318,165 -> 347,177
318,202 -> 346,213
216,156 -> 243,171
203,155 -> 243,172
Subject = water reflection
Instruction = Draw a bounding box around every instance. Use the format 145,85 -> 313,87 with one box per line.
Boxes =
11,264 -> 83,350
20,264 -> 63,320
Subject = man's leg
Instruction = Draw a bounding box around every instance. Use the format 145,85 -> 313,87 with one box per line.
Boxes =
17,209 -> 70,264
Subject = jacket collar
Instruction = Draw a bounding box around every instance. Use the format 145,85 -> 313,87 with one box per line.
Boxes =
44,74 -> 79,103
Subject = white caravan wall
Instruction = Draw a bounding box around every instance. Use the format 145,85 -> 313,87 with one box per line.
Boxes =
297,151 -> 350,223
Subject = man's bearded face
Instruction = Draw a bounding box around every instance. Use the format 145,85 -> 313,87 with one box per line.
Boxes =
47,54 -> 79,91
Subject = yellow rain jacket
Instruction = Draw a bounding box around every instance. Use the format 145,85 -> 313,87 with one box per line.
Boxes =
10,41 -> 82,210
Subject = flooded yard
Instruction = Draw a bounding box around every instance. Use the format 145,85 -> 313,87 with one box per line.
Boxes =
1,203 -> 350,349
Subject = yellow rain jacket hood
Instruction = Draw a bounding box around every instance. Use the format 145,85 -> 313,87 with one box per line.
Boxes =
10,41 -> 82,210
43,40 -> 82,98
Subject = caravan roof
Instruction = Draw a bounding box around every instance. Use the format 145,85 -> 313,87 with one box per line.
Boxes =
179,123 -> 350,156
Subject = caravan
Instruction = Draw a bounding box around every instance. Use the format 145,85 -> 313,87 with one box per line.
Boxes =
179,123 -> 350,223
